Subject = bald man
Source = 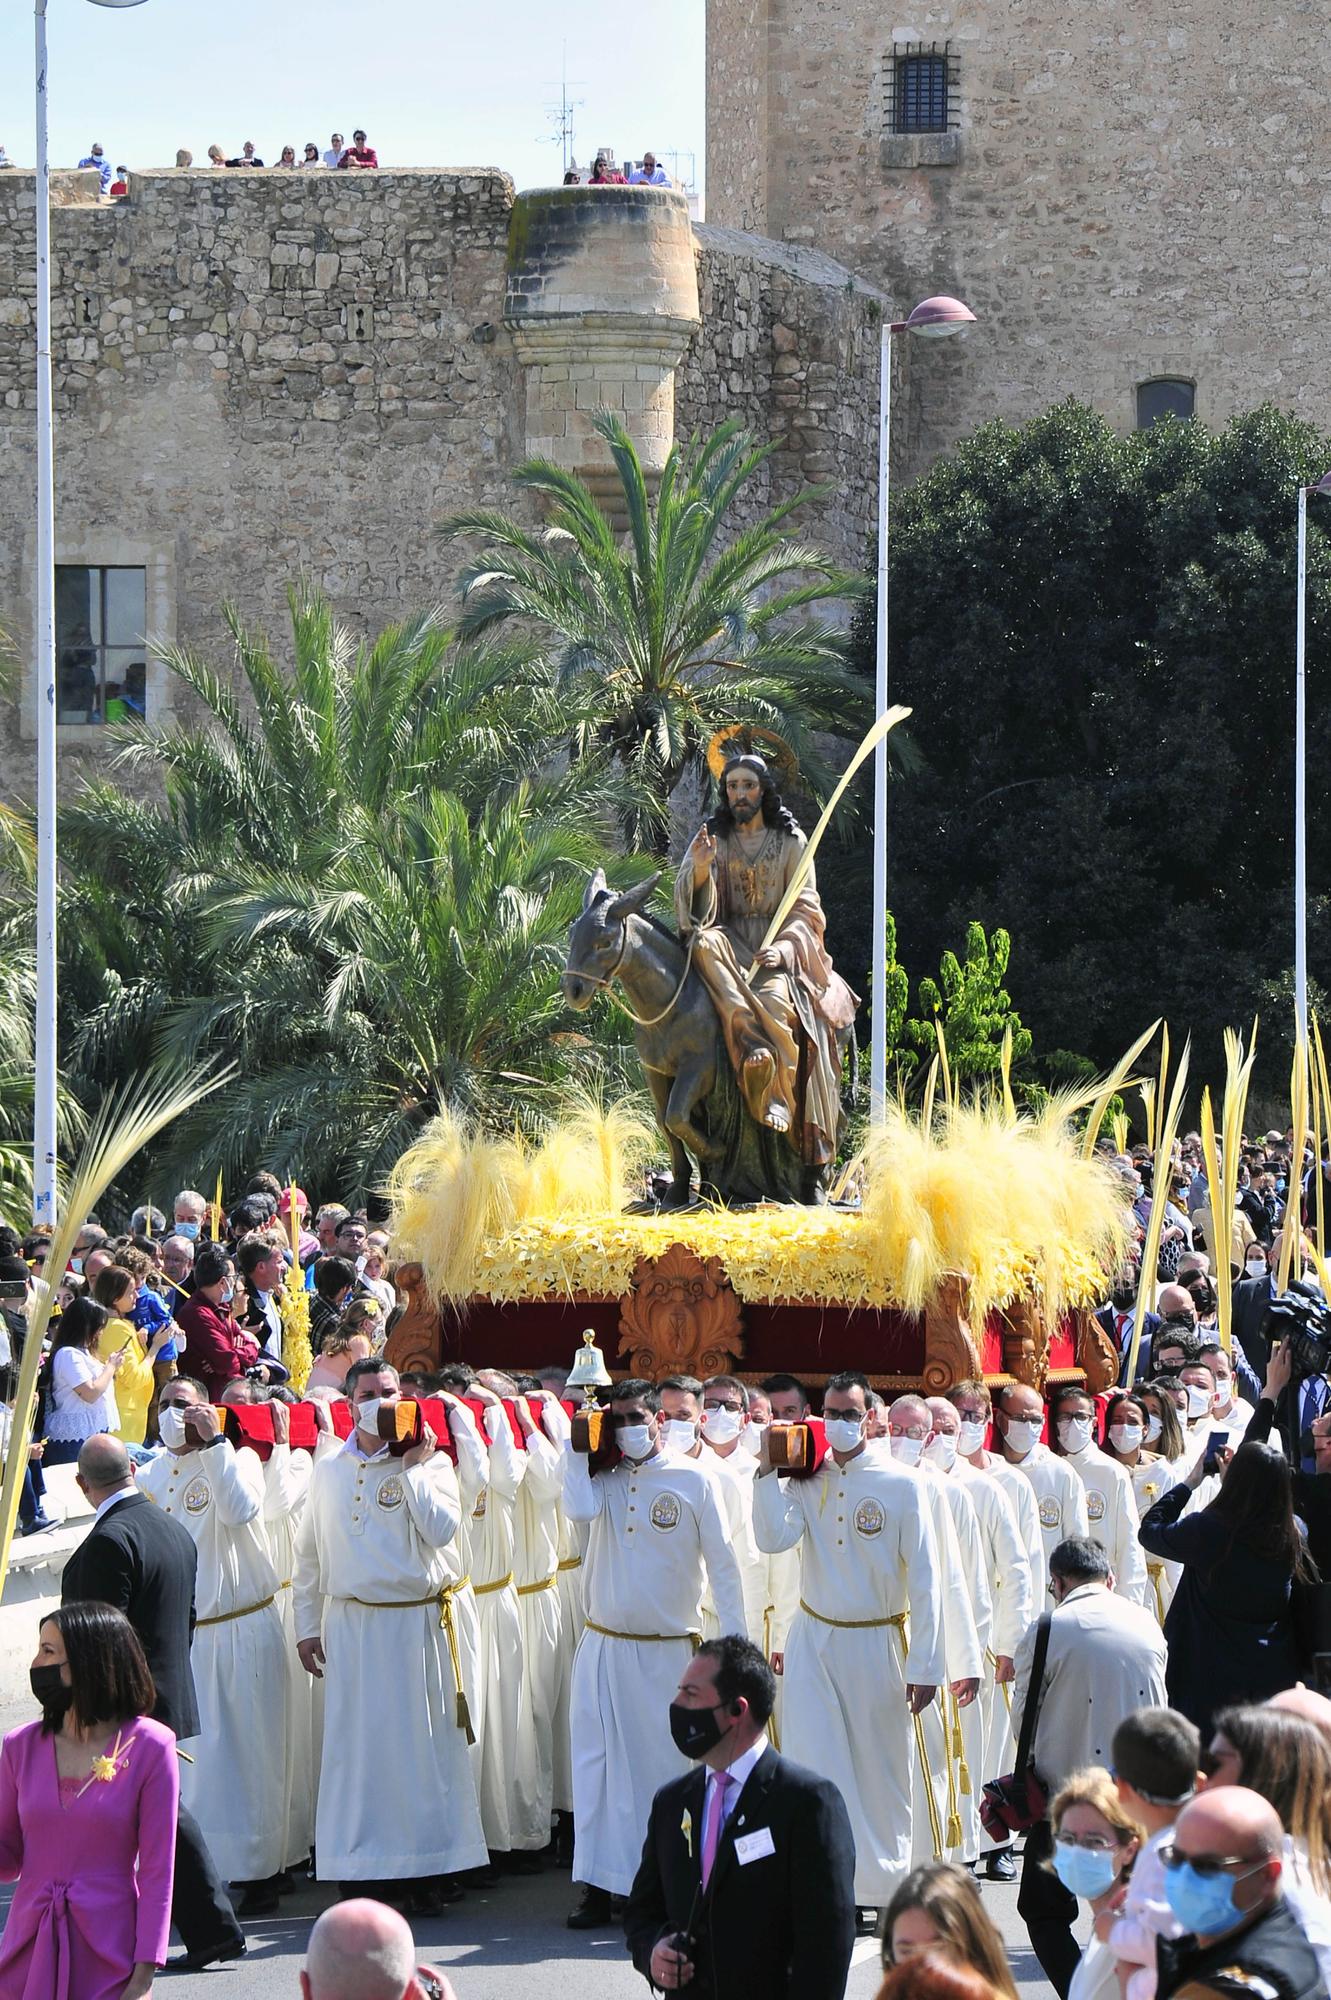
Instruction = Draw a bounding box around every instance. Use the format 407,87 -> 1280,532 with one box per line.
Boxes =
1267,1684 -> 1331,1740
1156,1786 -> 1325,2000
993,1383 -> 1089,1570
300,1897 -> 457,2000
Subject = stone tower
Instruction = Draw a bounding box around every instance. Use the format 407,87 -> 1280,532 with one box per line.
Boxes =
707,0 -> 1331,471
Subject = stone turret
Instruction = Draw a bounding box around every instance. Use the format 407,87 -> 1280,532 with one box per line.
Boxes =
503,185 -> 701,520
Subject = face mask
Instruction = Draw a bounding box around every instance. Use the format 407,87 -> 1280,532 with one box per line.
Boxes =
1212,1383 -> 1233,1410
354,1397 -> 385,1435
1058,1418 -> 1095,1454
956,1419 -> 987,1456
739,1422 -> 764,1456
29,1663 -> 71,1715
823,1416 -> 864,1455
1054,1843 -> 1120,1902
175,1219 -> 200,1241
1165,1858 -> 1260,1937
662,1419 -> 699,1453
219,1284 -> 234,1306
925,1433 -> 957,1472
889,1434 -> 926,1467
1143,1414 -> 1163,1444
70,1257 -> 83,1275
1185,1385 -> 1212,1420
618,1423 -> 656,1461
669,1700 -> 730,1760
1004,1418 -> 1042,1456
157,1405 -> 190,1450
701,1409 -> 743,1446
1245,1257 -> 1267,1278
1110,1423 -> 1144,1454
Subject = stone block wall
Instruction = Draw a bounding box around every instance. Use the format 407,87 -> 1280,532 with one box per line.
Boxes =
706,0 -> 1331,473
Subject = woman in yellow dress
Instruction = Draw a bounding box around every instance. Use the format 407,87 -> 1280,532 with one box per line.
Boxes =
89,1266 -> 171,1447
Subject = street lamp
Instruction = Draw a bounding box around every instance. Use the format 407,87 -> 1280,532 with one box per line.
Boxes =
32,0 -> 147,1228
870,294 -> 977,1121
1295,469 -> 1331,1046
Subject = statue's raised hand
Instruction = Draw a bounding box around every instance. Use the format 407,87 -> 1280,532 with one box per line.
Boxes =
686,825 -> 717,888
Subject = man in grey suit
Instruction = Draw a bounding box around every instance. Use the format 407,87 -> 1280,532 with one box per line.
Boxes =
1011,1536 -> 1168,1999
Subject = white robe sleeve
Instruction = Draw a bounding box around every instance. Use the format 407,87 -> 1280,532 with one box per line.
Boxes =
986,1486 -> 1035,1659
403,1453 -> 463,1549
1108,1475 -> 1150,1606
263,1442 -> 312,1521
293,1487 -> 323,1644
522,1424 -> 564,1503
539,1397 -> 572,1446
483,1402 -> 525,1499
561,1442 -> 604,1524
900,1483 -> 947,1687
207,1439 -> 265,1526
697,1476 -> 748,1638
751,1468 -> 806,1554
446,1400 -> 490,1512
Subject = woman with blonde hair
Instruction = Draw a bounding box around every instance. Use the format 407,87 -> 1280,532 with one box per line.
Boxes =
305,1327 -> 373,1397
1049,1766 -> 1144,2000
879,1862 -> 1017,2000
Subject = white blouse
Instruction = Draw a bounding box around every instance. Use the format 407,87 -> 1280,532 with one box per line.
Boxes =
46,1344 -> 119,1441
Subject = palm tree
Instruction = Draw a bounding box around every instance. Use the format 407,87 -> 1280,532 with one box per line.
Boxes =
150,787 -> 628,1191
442,414 -> 871,849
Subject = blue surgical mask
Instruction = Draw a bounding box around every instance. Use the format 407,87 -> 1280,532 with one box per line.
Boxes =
1165,1859 -> 1261,1937
175,1219 -> 200,1241
1053,1842 -> 1119,1902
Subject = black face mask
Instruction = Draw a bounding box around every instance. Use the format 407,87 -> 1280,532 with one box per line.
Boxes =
30,1663 -> 71,1715
669,1700 -> 733,1760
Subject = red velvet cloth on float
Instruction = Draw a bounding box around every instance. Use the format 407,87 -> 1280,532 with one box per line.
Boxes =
217,1396 -> 539,1462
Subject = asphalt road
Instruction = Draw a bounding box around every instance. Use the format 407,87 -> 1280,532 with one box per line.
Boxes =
121,1853 -> 1060,1996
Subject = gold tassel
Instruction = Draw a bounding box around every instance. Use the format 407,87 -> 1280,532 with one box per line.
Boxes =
946,1812 -> 963,1848
456,1692 -> 476,1746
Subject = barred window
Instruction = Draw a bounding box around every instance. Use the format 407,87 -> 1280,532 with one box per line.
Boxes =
1136,379 -> 1196,428
891,45 -> 955,134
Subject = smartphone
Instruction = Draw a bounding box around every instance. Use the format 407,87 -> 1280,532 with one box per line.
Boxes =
0,1279 -> 27,1302
1202,1430 -> 1229,1476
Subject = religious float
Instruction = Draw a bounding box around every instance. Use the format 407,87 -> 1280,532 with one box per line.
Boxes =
380,733 -> 1134,1402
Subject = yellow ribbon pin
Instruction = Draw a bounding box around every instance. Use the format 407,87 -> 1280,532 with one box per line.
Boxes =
681,1808 -> 693,1859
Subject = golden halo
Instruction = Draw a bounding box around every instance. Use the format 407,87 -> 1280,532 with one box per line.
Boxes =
705,724 -> 800,789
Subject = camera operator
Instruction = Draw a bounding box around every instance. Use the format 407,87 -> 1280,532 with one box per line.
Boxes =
1244,1339 -> 1331,1572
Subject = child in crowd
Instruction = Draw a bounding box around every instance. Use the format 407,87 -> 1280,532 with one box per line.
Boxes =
1108,1707 -> 1201,2000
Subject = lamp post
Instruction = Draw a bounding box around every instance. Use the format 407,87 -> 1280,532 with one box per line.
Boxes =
32,0 -> 146,1229
870,294 -> 976,1121
1295,469 -> 1331,1046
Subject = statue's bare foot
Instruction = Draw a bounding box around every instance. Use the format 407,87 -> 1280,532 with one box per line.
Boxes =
764,1103 -> 791,1133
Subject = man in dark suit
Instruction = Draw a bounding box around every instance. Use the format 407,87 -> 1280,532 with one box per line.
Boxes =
624,1634 -> 855,1997
61,1433 -> 247,1972
1233,1240 -> 1281,1378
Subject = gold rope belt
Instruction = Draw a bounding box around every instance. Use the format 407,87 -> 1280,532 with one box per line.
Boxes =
558,1556 -> 582,1571
196,1593 -> 276,1628
585,1619 -> 701,1649
474,1572 -> 514,1596
346,1578 -> 475,1743
518,1573 -> 558,1595
799,1600 -> 909,1631
987,1646 -> 1013,1717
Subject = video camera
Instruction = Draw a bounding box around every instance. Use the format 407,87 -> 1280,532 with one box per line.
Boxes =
1266,1280 -> 1331,1383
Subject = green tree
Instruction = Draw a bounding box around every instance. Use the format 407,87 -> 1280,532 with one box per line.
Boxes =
441,413 -> 871,850
864,401 -> 1331,1099
907,923 -> 1033,1080
51,590 -> 638,1195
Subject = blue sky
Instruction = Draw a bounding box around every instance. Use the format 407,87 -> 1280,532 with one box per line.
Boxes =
0,0 -> 706,192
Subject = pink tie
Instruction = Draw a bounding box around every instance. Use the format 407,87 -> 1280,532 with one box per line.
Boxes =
701,1770 -> 732,1888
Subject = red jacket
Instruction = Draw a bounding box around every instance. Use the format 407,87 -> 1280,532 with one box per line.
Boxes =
175,1295 -> 260,1401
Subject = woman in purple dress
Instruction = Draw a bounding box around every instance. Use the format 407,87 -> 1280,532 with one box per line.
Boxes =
0,1601 -> 178,1999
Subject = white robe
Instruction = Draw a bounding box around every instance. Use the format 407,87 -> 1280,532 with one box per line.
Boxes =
292,1436 -> 487,1880
140,1438 -> 292,1881
1128,1455 -> 1182,1622
541,1399 -> 581,1815
513,1417 -> 566,1850
753,1450 -> 945,1906
1061,1445 -> 1149,1604
952,1459 -> 1034,1832
262,1440 -> 317,1867
1005,1444 -> 1090,1568
697,1445 -> 769,1644
565,1444 -> 747,1897
984,1456 -> 1049,1603
468,1404 -> 544,1852
900,1463 -> 986,1866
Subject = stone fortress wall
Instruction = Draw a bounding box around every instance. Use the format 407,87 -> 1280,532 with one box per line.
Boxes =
0,168 -> 885,773
706,0 -> 1331,471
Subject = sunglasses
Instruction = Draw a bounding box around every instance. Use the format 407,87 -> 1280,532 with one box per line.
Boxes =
1159,1844 -> 1266,1880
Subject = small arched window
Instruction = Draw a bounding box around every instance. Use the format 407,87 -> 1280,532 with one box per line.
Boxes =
1136,378 -> 1196,428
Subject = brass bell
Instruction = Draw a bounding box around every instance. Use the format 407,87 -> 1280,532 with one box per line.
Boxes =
566,1328 -> 613,1407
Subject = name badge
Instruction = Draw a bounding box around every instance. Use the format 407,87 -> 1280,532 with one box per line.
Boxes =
734,1827 -> 775,1865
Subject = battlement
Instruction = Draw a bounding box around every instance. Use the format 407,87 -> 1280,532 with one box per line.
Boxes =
0,172 -> 884,772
